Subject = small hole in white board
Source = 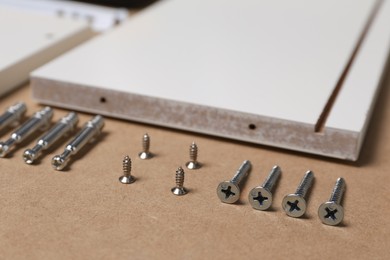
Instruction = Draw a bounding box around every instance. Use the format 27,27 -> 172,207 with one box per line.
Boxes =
100,97 -> 107,103
248,124 -> 256,130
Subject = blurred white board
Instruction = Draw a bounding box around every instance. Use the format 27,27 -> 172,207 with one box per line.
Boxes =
31,0 -> 390,160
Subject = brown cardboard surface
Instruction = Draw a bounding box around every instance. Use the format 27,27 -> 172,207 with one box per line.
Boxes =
0,79 -> 390,259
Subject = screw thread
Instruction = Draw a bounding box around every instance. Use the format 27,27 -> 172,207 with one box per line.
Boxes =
295,170 -> 314,198
175,167 -> 185,188
189,142 -> 198,161
329,177 -> 346,204
231,160 -> 252,185
262,165 -> 281,191
142,133 -> 150,152
123,155 -> 131,176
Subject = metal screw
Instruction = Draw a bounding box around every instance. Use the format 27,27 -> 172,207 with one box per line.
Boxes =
23,112 -> 79,164
248,165 -> 281,211
51,115 -> 104,170
138,133 -> 153,159
186,142 -> 201,169
119,155 -> 135,184
318,177 -> 346,226
216,160 -> 252,204
282,170 -> 314,218
171,167 -> 188,195
0,102 -> 27,132
0,107 -> 53,158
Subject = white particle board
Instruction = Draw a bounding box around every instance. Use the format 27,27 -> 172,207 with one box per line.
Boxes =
31,0 -> 390,160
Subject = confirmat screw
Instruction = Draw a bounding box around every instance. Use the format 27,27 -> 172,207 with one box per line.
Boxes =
171,167 -> 188,195
138,133 -> 153,159
119,155 -> 135,184
282,170 -> 314,218
186,142 -> 201,169
217,160 -> 252,204
0,102 -> 27,132
248,165 -> 281,211
51,115 -> 104,171
318,177 -> 346,226
23,112 -> 79,164
0,107 -> 53,158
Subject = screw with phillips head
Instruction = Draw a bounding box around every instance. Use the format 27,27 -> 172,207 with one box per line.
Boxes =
186,142 -> 201,170
248,165 -> 281,211
217,160 -> 252,204
51,115 -> 104,170
0,102 -> 27,132
282,170 -> 314,218
171,167 -> 188,195
138,133 -> 153,159
318,177 -> 346,226
119,155 -> 135,184
23,112 -> 79,164
0,107 -> 53,158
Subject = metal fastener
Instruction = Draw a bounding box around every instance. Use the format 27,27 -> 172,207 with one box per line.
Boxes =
51,115 -> 104,170
138,133 -> 153,159
119,155 -> 135,184
0,107 -> 53,157
171,167 -> 188,195
23,112 -> 79,164
282,170 -> 314,218
216,160 -> 252,204
248,165 -> 281,210
318,177 -> 346,226
186,142 -> 201,169
0,102 -> 27,132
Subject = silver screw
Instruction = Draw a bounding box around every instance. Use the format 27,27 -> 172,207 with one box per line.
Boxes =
248,165 -> 282,211
0,102 -> 27,132
216,160 -> 252,204
318,177 -> 346,226
23,112 -> 79,164
186,142 -> 201,169
138,133 -> 153,159
119,155 -> 135,184
0,107 -> 53,158
51,115 -> 104,170
282,170 -> 314,218
171,167 -> 188,195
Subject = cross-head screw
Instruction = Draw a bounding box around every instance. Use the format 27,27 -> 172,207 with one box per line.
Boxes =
282,170 -> 314,218
0,102 -> 27,132
138,133 -> 153,159
119,155 -> 135,184
318,177 -> 346,226
217,160 -> 252,204
248,165 -> 281,211
171,166 -> 188,195
186,142 -> 201,170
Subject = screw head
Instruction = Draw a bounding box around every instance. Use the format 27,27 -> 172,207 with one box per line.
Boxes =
51,155 -> 68,171
119,175 -> 135,184
171,187 -> 188,196
0,142 -> 9,157
23,149 -> 37,164
318,201 -> 344,226
217,181 -> 240,204
138,151 -> 153,160
186,161 -> 201,170
282,194 -> 307,218
248,187 -> 273,211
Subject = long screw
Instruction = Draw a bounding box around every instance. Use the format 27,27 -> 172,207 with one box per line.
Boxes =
248,165 -> 282,210
23,112 -> 79,164
318,177 -> 346,226
171,167 -> 188,195
138,133 -> 153,159
216,160 -> 252,204
0,102 -> 27,132
119,155 -> 135,184
282,170 -> 314,218
0,107 -> 53,157
51,115 -> 104,170
186,142 -> 201,170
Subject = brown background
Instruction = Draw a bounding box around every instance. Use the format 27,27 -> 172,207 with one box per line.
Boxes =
0,77 -> 389,259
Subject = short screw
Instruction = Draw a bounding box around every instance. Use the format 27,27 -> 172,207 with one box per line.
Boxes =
186,142 -> 201,170
318,177 -> 346,226
23,112 -> 79,164
248,165 -> 281,210
119,155 -> 135,184
51,115 -> 104,170
217,160 -> 252,204
171,167 -> 188,195
282,170 -> 314,218
0,102 -> 27,132
0,107 -> 53,157
138,133 -> 153,159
